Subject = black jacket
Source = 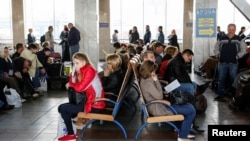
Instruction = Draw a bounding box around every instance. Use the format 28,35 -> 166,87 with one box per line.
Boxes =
68,27 -> 80,46
164,53 -> 192,83
101,68 -> 124,95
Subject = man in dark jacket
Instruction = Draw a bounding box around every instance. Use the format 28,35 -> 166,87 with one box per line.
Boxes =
164,49 -> 205,133
68,23 -> 81,60
143,25 -> 151,45
164,49 -> 196,96
214,23 -> 247,101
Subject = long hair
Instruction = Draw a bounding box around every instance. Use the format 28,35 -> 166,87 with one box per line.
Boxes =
139,60 -> 158,79
72,52 -> 95,69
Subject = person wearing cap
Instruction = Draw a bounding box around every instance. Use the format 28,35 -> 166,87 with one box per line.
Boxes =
151,41 -> 165,66
112,29 -> 119,43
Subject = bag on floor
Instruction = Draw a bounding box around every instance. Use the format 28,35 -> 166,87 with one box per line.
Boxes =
4,86 -> 22,108
39,77 -> 48,92
57,114 -> 77,138
195,94 -> 207,113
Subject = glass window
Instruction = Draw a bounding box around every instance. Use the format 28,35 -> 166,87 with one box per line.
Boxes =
110,0 -> 183,44
24,0 -> 74,43
0,0 -> 12,44
217,0 -> 249,34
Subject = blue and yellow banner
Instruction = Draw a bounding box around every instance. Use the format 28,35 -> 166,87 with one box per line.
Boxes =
196,8 -> 216,38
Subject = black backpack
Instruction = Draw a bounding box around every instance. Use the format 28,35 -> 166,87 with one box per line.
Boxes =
40,35 -> 45,45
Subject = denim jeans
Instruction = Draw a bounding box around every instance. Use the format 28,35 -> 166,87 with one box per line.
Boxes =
69,44 -> 80,60
32,68 -> 41,88
171,103 -> 196,138
217,63 -> 238,96
174,82 -> 197,96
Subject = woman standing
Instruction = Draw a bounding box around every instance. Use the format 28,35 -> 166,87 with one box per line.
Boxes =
59,25 -> 70,61
168,29 -> 180,50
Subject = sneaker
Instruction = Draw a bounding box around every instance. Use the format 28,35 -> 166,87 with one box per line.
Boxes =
177,138 -> 191,141
187,134 -> 195,139
21,99 -> 26,103
32,93 -> 39,98
58,134 -> 77,141
72,119 -> 92,129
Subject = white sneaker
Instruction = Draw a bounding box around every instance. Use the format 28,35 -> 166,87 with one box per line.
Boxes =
32,93 -> 39,98
187,134 -> 195,139
21,99 -> 26,103
177,138 -> 191,141
72,117 -> 78,122
74,123 -> 92,130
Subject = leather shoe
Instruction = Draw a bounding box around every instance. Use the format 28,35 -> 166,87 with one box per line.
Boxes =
192,126 -> 204,133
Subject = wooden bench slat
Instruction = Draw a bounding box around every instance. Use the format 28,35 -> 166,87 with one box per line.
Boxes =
147,115 -> 184,123
78,112 -> 114,121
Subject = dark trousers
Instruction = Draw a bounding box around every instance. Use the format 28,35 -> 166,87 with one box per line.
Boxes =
58,103 -> 84,135
0,80 -> 8,106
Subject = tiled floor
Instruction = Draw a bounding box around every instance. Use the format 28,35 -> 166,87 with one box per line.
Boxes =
1,70 -> 250,141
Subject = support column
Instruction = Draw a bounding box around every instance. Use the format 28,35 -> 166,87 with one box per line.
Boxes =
99,0 -> 110,61
183,0 -> 193,51
12,0 -> 25,44
75,0 -> 99,67
193,0 -> 218,67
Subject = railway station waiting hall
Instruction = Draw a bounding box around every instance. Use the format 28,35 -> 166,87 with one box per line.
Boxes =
0,0 -> 250,141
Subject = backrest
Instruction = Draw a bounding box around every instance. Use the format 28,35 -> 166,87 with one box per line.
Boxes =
130,55 -> 150,118
112,62 -> 134,117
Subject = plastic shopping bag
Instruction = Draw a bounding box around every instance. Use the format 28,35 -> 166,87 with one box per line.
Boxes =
39,77 -> 48,92
4,86 -> 22,108
57,113 -> 76,138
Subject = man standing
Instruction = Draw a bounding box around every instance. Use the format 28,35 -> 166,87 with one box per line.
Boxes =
45,26 -> 57,52
112,29 -> 119,43
157,26 -> 165,44
217,26 -> 226,41
27,28 -> 36,45
143,25 -> 151,45
68,23 -> 81,60
214,23 -> 247,101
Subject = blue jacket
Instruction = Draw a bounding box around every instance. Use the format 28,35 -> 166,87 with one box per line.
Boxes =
143,29 -> 151,45
158,31 -> 165,44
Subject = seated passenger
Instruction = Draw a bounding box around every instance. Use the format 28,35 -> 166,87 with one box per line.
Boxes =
11,43 -> 24,60
20,43 -> 46,91
13,57 -> 39,98
139,60 -> 195,141
159,46 -> 178,78
0,47 -> 22,97
164,49 -> 197,96
37,47 -> 52,68
58,52 -> 105,141
99,54 -> 125,95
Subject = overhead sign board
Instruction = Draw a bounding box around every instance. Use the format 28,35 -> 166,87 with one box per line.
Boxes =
196,8 -> 216,38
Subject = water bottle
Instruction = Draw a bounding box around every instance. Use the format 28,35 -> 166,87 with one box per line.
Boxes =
63,127 -> 67,135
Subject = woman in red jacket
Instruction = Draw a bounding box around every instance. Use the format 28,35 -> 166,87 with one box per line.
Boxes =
58,52 -> 105,141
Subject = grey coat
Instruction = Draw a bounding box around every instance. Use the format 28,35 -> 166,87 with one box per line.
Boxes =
140,78 -> 173,116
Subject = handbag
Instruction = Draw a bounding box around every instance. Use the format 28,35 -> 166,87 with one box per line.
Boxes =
68,87 -> 86,105
169,91 -> 188,105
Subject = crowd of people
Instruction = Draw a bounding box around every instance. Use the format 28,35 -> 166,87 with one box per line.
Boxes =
0,22 -> 81,111
2,23 -> 249,141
